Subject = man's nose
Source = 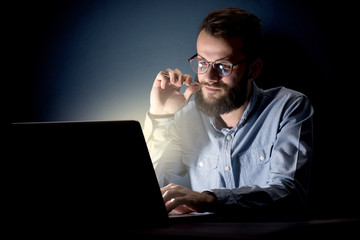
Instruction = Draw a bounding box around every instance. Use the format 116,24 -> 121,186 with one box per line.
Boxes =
203,65 -> 220,84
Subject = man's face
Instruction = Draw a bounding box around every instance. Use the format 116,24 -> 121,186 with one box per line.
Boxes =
195,30 -> 250,117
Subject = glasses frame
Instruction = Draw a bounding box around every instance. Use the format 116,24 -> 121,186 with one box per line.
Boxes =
188,54 -> 246,77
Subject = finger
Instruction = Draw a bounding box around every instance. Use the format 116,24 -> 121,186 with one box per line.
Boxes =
165,198 -> 174,207
166,68 -> 177,84
153,71 -> 163,88
183,74 -> 193,86
160,183 -> 176,194
163,191 -> 177,203
173,68 -> 184,86
161,184 -> 182,203
162,189 -> 177,203
183,85 -> 200,103
155,71 -> 170,89
166,197 -> 186,213
171,204 -> 194,214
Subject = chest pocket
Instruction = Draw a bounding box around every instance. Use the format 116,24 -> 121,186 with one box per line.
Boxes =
237,144 -> 273,186
182,153 -> 218,191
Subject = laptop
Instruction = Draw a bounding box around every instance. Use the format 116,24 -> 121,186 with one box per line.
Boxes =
9,120 -> 214,236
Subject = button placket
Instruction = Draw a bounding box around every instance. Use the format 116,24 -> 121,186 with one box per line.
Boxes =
222,133 -> 234,188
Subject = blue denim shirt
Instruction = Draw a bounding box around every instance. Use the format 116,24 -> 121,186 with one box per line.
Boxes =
143,81 -> 314,209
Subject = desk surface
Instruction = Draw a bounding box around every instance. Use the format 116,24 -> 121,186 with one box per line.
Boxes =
133,218 -> 360,239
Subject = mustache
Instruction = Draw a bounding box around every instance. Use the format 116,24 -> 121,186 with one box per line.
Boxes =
198,82 -> 229,91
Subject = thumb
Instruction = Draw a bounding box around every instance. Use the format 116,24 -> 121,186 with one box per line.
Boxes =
183,85 -> 200,103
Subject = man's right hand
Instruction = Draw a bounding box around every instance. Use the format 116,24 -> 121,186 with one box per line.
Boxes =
149,68 -> 199,116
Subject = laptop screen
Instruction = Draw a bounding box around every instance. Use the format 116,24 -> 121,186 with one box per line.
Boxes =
10,120 -> 169,235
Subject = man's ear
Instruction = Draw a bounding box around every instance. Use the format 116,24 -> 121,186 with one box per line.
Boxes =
248,58 -> 263,80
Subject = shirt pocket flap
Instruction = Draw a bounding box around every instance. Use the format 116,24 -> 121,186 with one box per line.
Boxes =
238,144 -> 272,166
183,153 -> 218,170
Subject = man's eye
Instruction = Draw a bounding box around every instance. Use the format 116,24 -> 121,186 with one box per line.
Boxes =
198,62 -> 208,72
215,63 -> 231,75
217,63 -> 231,70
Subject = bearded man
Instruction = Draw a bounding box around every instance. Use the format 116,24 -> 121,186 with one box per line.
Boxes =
143,7 -> 314,216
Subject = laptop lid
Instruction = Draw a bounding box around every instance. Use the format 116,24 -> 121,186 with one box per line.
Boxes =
9,120 -> 169,235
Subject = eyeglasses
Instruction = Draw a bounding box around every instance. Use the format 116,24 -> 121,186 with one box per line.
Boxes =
188,54 -> 246,77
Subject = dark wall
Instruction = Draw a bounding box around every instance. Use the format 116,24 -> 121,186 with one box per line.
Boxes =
10,0 -> 331,124
8,0 -> 359,218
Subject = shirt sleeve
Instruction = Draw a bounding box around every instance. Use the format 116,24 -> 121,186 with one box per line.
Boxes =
143,112 -> 188,187
211,95 -> 314,213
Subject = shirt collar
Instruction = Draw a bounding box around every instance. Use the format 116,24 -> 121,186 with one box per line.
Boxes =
241,81 -> 261,124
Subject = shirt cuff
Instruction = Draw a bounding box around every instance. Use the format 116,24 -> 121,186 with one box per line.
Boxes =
143,112 -> 175,142
209,188 -> 246,210
148,112 -> 175,119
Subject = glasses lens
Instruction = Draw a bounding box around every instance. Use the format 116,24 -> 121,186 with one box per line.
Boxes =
190,58 -> 208,74
214,62 -> 232,76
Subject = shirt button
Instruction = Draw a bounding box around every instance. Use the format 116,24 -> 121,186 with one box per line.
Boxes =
226,135 -> 232,141
259,155 -> 265,161
199,161 -> 204,167
225,166 -> 230,171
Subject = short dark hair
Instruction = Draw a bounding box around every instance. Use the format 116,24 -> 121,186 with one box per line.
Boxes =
199,7 -> 263,61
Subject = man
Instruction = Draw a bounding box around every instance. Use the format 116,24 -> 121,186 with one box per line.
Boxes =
143,7 -> 313,216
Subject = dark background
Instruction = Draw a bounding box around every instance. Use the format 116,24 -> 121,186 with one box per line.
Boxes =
7,0 -> 359,218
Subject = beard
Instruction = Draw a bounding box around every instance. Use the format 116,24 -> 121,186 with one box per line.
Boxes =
195,75 -> 249,118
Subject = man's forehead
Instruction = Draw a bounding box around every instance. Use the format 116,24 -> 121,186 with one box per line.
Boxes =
196,30 -> 244,61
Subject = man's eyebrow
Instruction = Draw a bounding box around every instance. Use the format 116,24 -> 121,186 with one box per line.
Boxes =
197,54 -> 233,62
